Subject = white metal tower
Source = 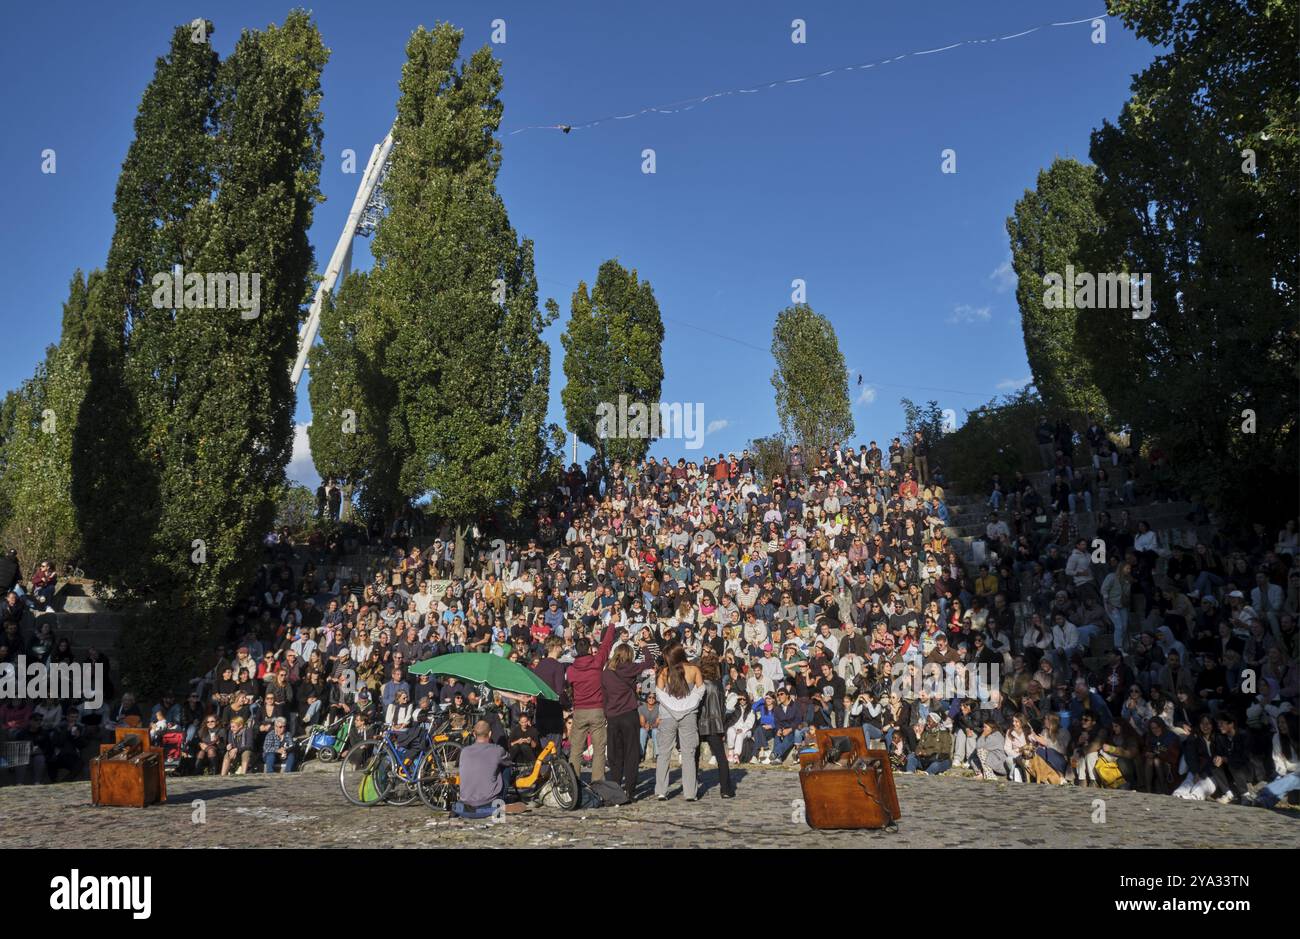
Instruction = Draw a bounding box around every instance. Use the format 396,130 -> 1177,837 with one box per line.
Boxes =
289,126 -> 395,389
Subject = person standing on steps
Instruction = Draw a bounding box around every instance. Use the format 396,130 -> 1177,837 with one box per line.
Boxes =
531,636 -> 568,749
654,643 -> 705,801
695,647 -> 735,798
603,641 -> 647,802
567,619 -> 616,784
327,479 -> 343,522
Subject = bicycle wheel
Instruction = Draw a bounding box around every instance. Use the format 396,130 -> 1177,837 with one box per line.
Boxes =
433,739 -> 463,769
386,777 -> 421,806
549,756 -> 580,810
339,739 -> 393,807
416,754 -> 459,811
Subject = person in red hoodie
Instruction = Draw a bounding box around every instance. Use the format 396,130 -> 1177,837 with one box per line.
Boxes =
566,621 -> 616,783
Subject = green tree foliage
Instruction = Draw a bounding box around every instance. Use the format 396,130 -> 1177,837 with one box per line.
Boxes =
273,482 -> 318,533
1006,159 -> 1111,416
770,304 -> 854,454
0,389 -> 19,526
929,388 -> 1048,493
307,272 -> 381,521
560,259 -> 665,469
75,21 -> 219,592
1076,0 -> 1298,523
72,14 -> 328,695
899,398 -> 948,443
1,271 -> 98,569
362,24 -> 553,571
745,435 -> 789,483
148,12 -> 326,620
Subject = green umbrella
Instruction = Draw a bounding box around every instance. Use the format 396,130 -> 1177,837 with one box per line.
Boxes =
408,652 -> 559,700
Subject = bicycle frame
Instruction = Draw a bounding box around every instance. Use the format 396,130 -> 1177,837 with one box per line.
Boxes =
379,727 -> 432,783
512,739 -> 558,791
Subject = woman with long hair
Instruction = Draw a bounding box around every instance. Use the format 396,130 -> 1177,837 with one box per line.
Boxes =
681,625 -> 703,660
1003,713 -> 1031,782
193,713 -> 225,776
603,642 -> 648,803
654,643 -> 705,801
385,690 -> 414,729
1026,712 -> 1070,784
1256,712 -> 1300,808
1173,714 -> 1222,801
695,649 -> 735,798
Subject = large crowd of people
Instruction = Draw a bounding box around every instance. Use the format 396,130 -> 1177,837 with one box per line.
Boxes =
2,420 -> 1298,813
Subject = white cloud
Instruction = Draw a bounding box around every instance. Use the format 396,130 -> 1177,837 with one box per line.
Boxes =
856,385 -> 877,405
996,376 -> 1032,391
286,422 -> 319,488
705,419 -> 729,435
990,258 -> 1016,293
948,304 -> 991,325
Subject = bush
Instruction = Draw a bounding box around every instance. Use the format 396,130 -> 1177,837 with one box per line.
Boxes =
929,388 -> 1099,493
117,597 -> 218,701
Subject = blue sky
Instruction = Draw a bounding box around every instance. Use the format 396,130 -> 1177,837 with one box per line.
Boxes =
0,1 -> 1157,487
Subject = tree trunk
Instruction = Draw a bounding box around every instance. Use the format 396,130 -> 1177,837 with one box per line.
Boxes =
453,523 -> 469,578
341,482 -> 355,523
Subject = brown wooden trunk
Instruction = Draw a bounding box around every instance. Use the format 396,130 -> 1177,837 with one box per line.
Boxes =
798,727 -> 901,830
90,728 -> 167,807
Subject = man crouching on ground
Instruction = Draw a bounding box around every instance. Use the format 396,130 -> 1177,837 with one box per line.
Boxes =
458,719 -> 523,815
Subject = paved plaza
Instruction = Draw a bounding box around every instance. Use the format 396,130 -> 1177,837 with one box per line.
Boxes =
2,761 -> 1297,849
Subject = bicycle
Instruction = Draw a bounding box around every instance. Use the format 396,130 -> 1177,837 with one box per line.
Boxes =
338,723 -> 463,809
508,738 -> 580,810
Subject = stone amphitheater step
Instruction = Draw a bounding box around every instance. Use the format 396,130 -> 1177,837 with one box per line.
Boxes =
16,584 -> 126,667
947,511 -> 1211,563
57,594 -> 112,616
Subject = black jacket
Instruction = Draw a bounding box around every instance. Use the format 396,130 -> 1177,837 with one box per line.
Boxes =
1182,732 -> 1229,778
697,679 -> 726,736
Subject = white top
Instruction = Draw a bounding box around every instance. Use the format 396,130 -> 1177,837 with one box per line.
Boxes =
656,682 -> 705,716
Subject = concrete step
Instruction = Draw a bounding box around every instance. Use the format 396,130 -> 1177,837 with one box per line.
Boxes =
58,594 -> 112,615
56,613 -> 122,631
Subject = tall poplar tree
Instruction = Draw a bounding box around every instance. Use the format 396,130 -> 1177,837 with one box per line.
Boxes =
307,272 -> 383,519
75,21 -> 219,593
363,24 -> 554,573
770,304 -> 854,455
1079,0 -> 1298,522
1,270 -> 97,568
72,13 -> 328,692
1006,158 -> 1110,417
560,259 -> 665,470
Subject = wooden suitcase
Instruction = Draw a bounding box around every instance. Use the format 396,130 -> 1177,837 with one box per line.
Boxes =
798,727 -> 901,830
90,728 -> 168,807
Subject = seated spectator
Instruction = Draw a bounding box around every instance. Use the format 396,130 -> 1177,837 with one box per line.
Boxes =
193,714 -> 225,776
221,715 -> 255,775
262,717 -> 298,773
28,560 -> 57,610
459,719 -> 512,810
906,713 -> 953,775
971,717 -> 1008,779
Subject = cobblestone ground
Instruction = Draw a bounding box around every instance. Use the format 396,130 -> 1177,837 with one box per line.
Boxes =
1,761 -> 1296,849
